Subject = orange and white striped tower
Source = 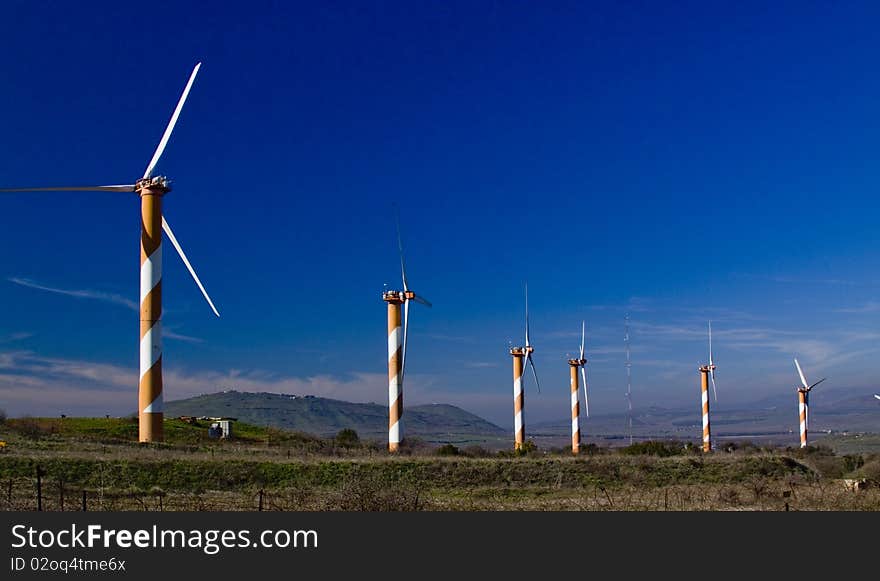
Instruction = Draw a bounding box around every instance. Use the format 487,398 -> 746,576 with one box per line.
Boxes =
0,62 -> 220,445
384,290 -> 405,452
797,387 -> 808,448
793,358 -> 825,449
568,358 -> 583,454
138,177 -> 168,443
382,213 -> 432,453
509,285 -> 540,451
698,364 -> 713,452
511,346 -> 526,450
567,320 -> 589,454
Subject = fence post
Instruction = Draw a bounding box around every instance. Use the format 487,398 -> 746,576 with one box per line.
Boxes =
59,479 -> 64,512
258,489 -> 264,511
82,490 -> 87,512
35,466 -> 43,512
7,479 -> 12,504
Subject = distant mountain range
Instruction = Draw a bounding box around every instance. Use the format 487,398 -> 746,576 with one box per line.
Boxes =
530,390 -> 880,448
165,391 -> 506,443
164,388 -> 880,449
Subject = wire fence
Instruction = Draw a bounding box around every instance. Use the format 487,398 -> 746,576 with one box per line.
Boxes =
2,467 -> 879,511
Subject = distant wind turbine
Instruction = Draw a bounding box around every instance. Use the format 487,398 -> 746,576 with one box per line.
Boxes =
698,321 -> 718,452
510,283 -> 539,451
381,210 -> 431,452
567,321 -> 589,455
794,358 -> 826,448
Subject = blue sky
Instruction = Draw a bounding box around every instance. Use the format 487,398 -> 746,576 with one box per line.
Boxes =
2,1 -> 880,427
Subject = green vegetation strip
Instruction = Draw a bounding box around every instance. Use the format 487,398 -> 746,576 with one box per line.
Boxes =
0,455 -> 814,493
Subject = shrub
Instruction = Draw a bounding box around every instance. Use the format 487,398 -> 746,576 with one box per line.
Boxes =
12,417 -> 50,440
842,454 -> 865,474
335,429 -> 360,447
461,445 -> 491,458
436,444 -> 460,456
620,441 -> 685,457
857,459 -> 880,482
579,443 -> 603,456
0,408 -> 6,424
515,440 -> 537,456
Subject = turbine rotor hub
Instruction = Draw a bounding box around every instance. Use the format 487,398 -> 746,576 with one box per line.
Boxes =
135,176 -> 171,194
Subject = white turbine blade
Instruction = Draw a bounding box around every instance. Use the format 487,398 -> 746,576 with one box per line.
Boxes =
708,320 -> 713,365
161,216 -> 220,317
794,358 -> 809,389
580,320 -> 585,360
808,377 -> 826,391
524,283 -> 530,347
526,353 -> 540,393
0,185 -> 136,193
143,62 -> 201,179
412,293 -> 432,308
401,298 -> 410,383
710,369 -> 718,403
581,366 -> 589,417
874,394 -> 880,401
395,208 -> 409,293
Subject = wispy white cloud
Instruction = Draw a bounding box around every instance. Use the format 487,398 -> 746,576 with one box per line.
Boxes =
0,332 -> 33,344
833,302 -> 880,314
8,277 -> 138,311
423,333 -> 476,343
8,278 -> 199,343
464,361 -> 498,369
769,276 -> 856,286
0,349 -> 528,426
163,329 -> 203,343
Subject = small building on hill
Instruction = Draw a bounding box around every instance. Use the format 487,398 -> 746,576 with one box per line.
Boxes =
201,417 -> 236,439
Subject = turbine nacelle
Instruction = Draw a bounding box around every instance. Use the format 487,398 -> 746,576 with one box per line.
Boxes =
383,289 -> 405,303
135,176 -> 172,193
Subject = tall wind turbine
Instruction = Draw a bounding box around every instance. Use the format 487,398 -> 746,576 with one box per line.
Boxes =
510,284 -> 540,451
697,321 -> 718,452
382,212 -> 431,452
1,63 -> 219,443
567,321 -> 589,454
624,314 -> 633,445
794,358 -> 825,448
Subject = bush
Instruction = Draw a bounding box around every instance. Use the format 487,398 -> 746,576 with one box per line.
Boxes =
461,445 -> 491,458
857,459 -> 880,482
12,417 -> 50,440
514,440 -> 537,456
620,441 -> 686,457
0,408 -> 6,424
335,429 -> 359,447
842,454 -> 865,474
578,443 -> 604,456
436,444 -> 460,456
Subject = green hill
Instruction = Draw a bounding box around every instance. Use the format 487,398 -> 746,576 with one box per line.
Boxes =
164,391 -> 506,441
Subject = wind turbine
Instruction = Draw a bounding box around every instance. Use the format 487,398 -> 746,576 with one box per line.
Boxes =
510,284 -> 540,451
1,63 -> 219,443
381,212 -> 431,452
567,321 -> 589,455
794,358 -> 826,448
698,321 -> 718,452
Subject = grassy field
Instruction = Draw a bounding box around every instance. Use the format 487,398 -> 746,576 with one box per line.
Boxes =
1,417 -> 879,511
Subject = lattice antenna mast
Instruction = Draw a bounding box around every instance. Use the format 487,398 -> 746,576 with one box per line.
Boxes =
625,313 -> 633,445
